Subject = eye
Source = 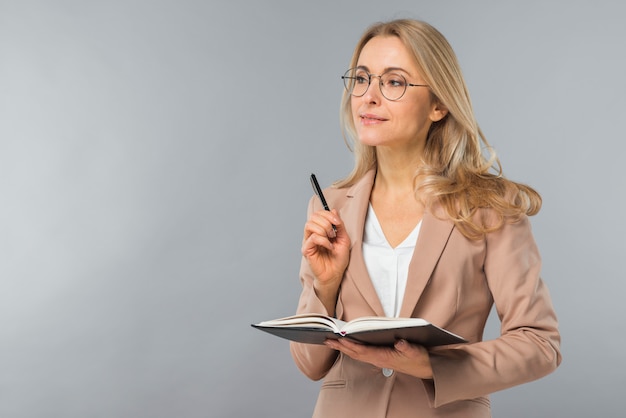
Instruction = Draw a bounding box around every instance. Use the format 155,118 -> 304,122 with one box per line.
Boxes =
354,71 -> 369,84
383,74 -> 407,88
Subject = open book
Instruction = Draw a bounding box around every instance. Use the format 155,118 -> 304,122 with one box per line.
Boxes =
252,313 -> 466,347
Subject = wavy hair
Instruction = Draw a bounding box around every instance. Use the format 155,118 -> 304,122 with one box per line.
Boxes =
335,19 -> 541,239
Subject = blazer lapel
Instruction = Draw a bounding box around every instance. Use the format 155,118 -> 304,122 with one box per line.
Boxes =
399,209 -> 455,318
341,170 -> 386,317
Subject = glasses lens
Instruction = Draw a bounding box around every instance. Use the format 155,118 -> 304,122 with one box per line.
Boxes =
343,68 -> 369,97
380,72 -> 407,101
342,69 -> 409,100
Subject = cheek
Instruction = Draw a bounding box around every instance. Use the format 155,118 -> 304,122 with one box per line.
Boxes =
406,104 -> 433,127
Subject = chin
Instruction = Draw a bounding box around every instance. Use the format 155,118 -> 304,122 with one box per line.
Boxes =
357,134 -> 390,147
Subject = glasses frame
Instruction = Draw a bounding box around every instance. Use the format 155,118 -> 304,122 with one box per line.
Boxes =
341,68 -> 429,101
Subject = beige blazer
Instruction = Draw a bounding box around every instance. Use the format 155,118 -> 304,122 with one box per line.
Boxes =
290,170 -> 561,418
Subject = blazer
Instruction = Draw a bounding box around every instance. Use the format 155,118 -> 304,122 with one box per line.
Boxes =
290,170 -> 561,418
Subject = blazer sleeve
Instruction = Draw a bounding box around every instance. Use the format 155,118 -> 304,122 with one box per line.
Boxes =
428,215 -> 562,407
289,196 -> 340,381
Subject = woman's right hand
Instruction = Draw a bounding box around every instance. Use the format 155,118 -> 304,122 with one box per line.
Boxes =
301,209 -> 351,309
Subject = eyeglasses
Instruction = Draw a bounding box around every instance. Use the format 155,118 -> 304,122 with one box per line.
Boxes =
341,68 -> 429,101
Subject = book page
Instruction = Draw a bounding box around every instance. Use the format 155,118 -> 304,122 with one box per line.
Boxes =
257,313 -> 346,332
341,317 -> 429,334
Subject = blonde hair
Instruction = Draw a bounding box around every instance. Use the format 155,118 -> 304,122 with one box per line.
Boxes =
336,19 -> 541,239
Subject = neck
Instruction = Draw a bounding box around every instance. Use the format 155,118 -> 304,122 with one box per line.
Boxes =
374,143 -> 425,194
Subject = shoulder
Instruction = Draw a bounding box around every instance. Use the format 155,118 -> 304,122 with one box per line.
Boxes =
321,169 -> 376,209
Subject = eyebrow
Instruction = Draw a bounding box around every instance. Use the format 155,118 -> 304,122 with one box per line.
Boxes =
356,65 -> 411,75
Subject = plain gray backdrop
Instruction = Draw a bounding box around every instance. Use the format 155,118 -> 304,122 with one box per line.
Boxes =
1,1 -> 625,417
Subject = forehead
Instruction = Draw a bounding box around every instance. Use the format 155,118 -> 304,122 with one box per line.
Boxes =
357,36 -> 416,73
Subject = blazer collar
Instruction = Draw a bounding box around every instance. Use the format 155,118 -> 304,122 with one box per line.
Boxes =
340,169 -> 455,317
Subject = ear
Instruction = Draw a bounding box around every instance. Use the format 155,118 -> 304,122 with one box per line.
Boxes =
429,100 -> 448,122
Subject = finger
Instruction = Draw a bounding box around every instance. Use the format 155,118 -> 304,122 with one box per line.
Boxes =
312,209 -> 340,225
310,211 -> 341,238
303,222 -> 330,243
329,209 -> 342,224
394,339 -> 410,353
302,234 -> 334,256
324,339 -> 349,354
334,339 -> 371,358
336,338 -> 364,350
304,219 -> 334,241
325,338 -> 357,350
394,340 -> 427,360
324,211 -> 341,239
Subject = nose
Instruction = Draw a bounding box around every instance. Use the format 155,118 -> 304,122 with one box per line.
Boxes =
362,75 -> 383,104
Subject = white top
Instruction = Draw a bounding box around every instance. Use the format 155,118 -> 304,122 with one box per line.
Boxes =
362,204 -> 421,318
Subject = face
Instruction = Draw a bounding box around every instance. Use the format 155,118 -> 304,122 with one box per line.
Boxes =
351,36 -> 446,150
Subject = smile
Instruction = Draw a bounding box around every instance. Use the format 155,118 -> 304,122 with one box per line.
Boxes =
360,114 -> 388,125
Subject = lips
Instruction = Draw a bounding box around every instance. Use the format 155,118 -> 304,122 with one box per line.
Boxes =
359,113 -> 388,126
360,113 -> 387,121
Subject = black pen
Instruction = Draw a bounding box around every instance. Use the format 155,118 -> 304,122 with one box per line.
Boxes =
310,173 -> 338,236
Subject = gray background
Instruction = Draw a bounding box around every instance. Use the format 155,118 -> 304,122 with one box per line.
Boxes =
1,1 -> 625,417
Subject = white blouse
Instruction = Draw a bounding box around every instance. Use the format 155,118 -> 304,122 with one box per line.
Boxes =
362,204 -> 421,318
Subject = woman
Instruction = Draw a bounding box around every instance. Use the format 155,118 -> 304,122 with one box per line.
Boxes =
290,19 -> 561,418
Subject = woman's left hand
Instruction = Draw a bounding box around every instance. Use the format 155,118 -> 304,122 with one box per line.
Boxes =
324,338 -> 433,379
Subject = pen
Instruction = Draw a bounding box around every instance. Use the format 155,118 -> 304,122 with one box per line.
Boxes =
310,173 -> 338,236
